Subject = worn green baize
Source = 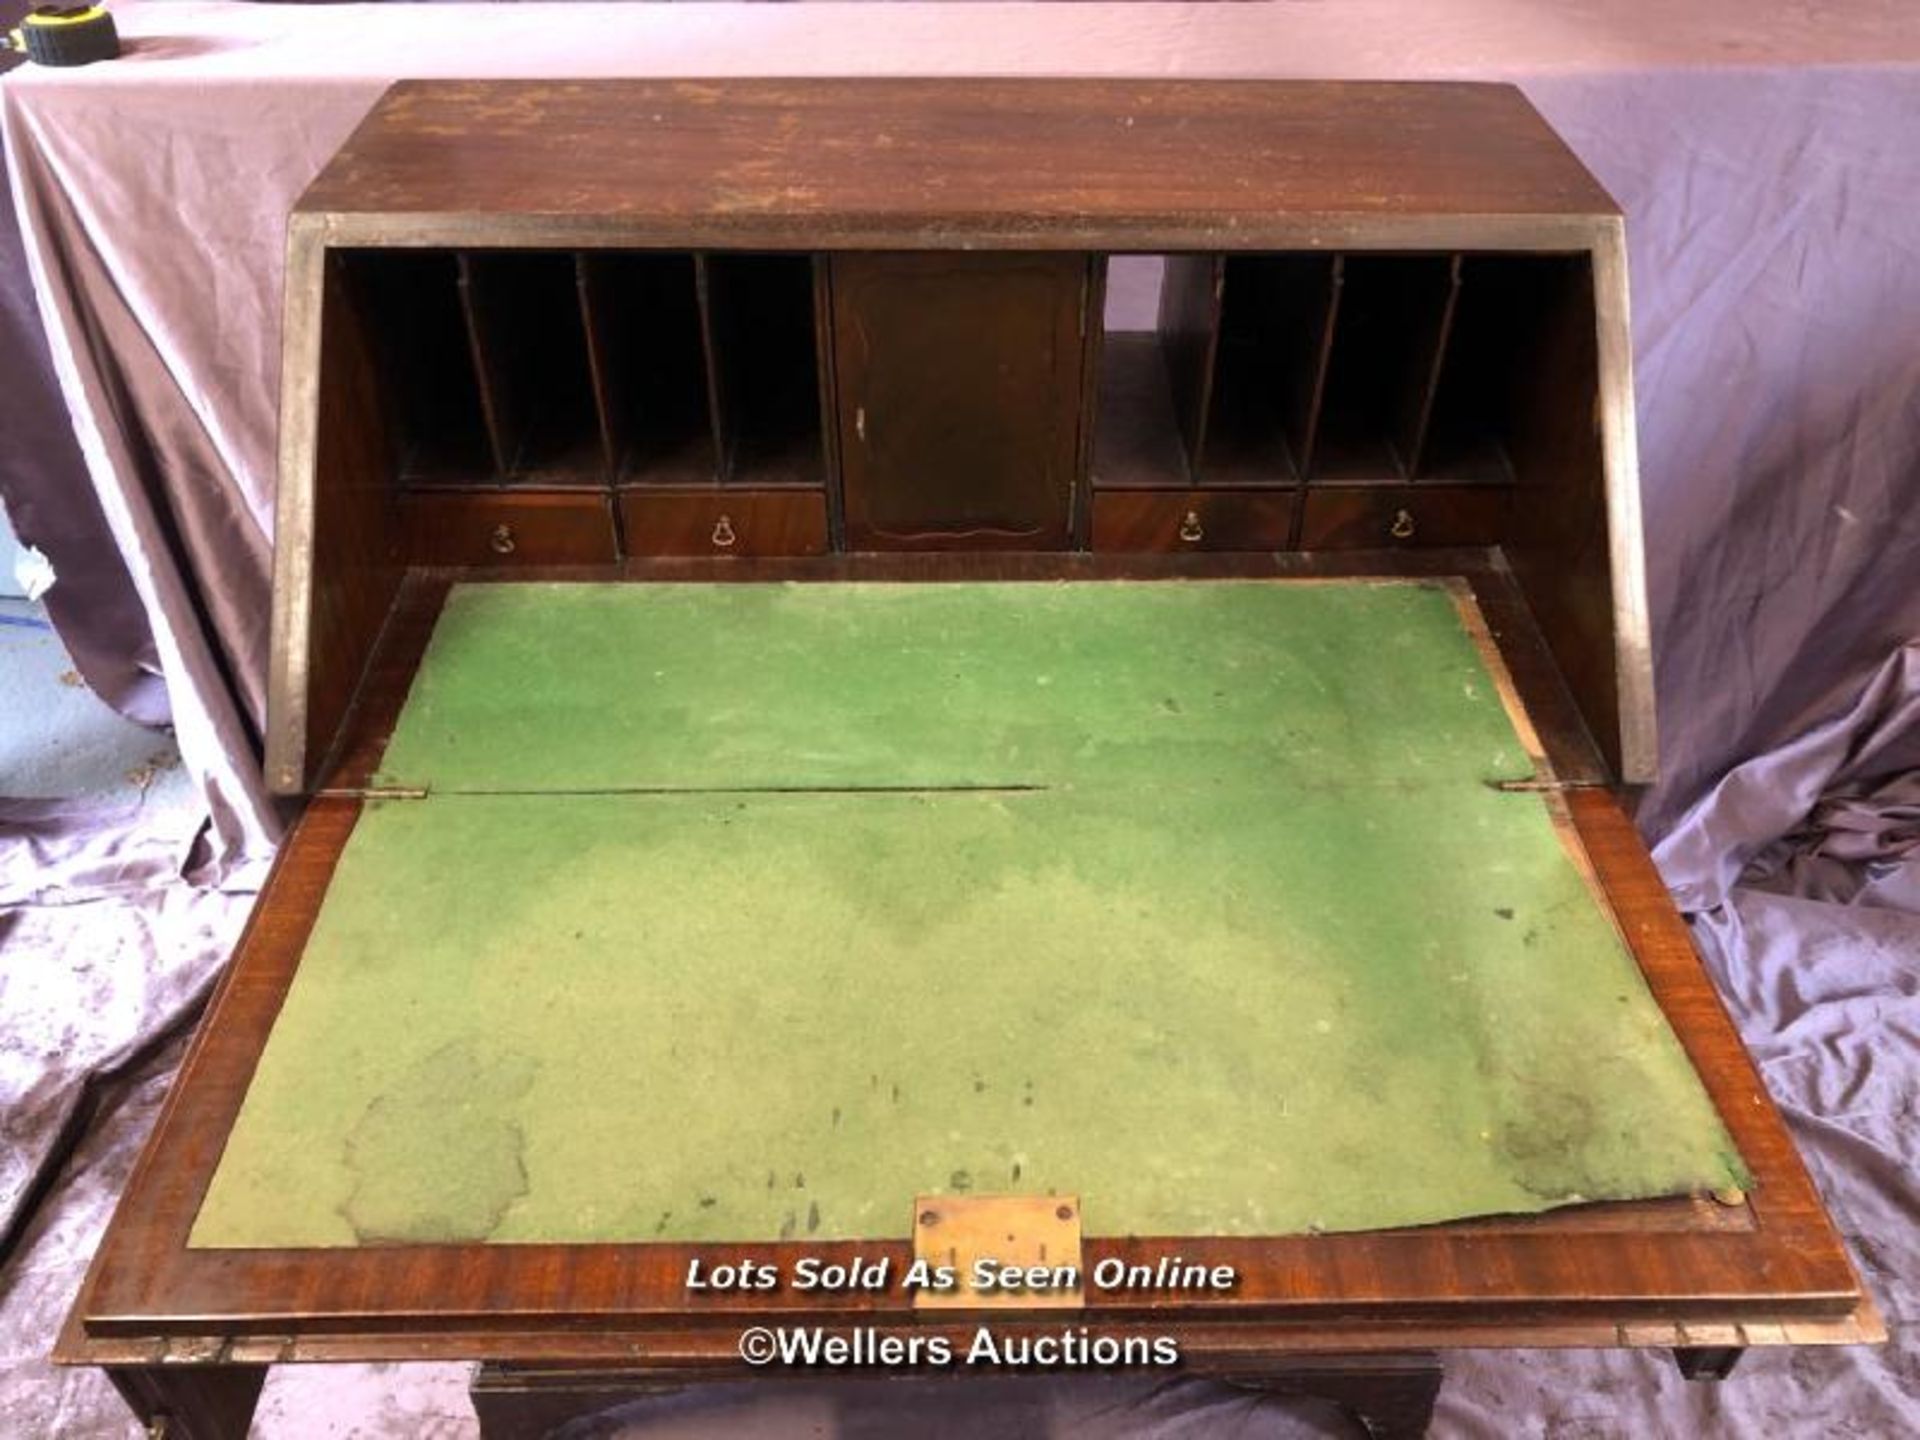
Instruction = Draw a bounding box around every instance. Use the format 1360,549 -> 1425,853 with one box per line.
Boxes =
193,582 -> 1744,1247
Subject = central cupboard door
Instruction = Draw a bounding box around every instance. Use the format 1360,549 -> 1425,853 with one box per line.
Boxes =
832,253 -> 1091,549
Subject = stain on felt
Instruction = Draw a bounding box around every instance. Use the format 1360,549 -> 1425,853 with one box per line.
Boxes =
1494,1083 -> 1601,1202
339,1039 -> 538,1244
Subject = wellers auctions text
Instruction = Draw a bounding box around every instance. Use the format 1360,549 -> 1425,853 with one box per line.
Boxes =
753,1325 -> 1182,1368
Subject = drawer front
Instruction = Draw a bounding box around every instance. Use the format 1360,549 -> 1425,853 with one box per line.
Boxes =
401,491 -> 619,566
1299,485 -> 1514,549
1090,489 -> 1298,553
620,489 -> 830,558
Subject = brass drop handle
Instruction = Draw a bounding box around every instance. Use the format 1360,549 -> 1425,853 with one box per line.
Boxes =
711,513 -> 737,549
488,523 -> 516,556
1389,508 -> 1416,541
1178,510 -> 1205,544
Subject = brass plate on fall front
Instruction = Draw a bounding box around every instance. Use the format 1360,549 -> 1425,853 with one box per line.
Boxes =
913,1193 -> 1085,1312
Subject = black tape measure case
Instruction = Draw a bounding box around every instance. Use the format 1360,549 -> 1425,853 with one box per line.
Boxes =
7,5 -> 120,66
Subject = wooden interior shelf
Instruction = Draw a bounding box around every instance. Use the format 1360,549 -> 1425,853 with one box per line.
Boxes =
346,248 -> 832,497
702,253 -> 828,489
1308,254 -> 1456,481
1207,253 -> 1339,486
1086,249 -> 1598,558
344,251 -> 492,486
341,246 -> 839,561
577,250 -> 714,488
1093,251 -> 1587,500
1422,254 -> 1598,486
346,244 -> 1592,562
459,251 -> 603,484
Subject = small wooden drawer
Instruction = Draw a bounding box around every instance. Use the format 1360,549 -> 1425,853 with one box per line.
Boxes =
620,489 -> 830,558
1090,489 -> 1299,553
1299,485 -> 1514,549
401,490 -> 619,566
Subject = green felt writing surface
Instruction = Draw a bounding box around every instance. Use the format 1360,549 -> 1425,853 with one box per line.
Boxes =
192,581 -> 1743,1248
373,581 -> 1534,794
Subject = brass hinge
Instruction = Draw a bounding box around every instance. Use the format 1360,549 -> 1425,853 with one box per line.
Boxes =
313,784 -> 429,801
1488,778 -> 1608,794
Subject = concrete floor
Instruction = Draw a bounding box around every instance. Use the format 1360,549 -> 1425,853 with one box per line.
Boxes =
0,596 -> 187,806
0,501 -> 187,808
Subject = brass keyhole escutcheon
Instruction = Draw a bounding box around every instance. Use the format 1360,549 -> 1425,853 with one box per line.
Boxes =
711,514 -> 737,549
1178,510 -> 1205,543
1389,508 -> 1416,540
488,523 -> 516,555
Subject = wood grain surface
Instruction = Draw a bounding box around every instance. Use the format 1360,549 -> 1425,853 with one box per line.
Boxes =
297,80 -> 1617,251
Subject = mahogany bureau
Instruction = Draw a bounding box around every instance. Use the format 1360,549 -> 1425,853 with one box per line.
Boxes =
56,79 -> 1877,1439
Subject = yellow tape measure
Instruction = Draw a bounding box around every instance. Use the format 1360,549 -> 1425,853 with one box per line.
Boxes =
6,4 -> 120,67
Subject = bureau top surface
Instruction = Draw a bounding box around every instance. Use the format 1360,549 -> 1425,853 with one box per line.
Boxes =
296,79 -> 1619,246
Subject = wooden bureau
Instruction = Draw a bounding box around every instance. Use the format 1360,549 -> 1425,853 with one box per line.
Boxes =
57,79 -> 1876,1440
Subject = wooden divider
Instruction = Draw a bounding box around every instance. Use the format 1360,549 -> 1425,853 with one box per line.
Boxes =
1207,253 -> 1342,486
347,251 -> 492,486
350,249 -> 831,498
1086,250 -> 1593,554
1157,255 -> 1223,478
1308,255 -> 1458,481
576,252 -> 716,488
456,252 -> 602,484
